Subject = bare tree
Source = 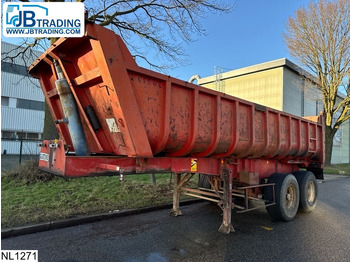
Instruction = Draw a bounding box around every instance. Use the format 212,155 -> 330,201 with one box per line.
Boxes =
87,0 -> 232,69
5,0 -> 232,70
284,0 -> 350,165
2,0 -> 232,139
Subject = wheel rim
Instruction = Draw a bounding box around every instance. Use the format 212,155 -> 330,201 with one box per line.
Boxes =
307,181 -> 316,204
285,184 -> 297,209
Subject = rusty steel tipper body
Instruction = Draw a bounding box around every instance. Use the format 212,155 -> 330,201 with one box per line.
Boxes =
29,23 -> 325,234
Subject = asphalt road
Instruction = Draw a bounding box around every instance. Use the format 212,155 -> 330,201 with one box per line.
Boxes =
2,175 -> 350,262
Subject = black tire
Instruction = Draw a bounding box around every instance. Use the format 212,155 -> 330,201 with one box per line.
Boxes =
265,173 -> 300,221
293,171 -> 318,213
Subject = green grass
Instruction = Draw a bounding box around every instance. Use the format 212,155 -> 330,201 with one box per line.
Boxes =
323,163 -> 350,175
7,160 -> 347,228
1,161 -> 195,228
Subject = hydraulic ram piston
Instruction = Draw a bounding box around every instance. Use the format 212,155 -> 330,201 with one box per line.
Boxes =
54,60 -> 89,156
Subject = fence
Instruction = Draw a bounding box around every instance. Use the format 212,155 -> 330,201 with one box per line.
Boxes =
1,138 -> 41,170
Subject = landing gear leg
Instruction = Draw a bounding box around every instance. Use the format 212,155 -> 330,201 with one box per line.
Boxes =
170,173 -> 183,216
218,168 -> 235,234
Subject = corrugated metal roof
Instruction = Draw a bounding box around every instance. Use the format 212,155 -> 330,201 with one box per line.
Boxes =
1,106 -> 44,132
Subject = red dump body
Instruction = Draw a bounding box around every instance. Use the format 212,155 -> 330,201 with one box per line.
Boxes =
30,23 -> 324,165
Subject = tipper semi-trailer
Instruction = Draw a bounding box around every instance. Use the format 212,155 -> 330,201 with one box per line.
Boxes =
29,22 -> 325,234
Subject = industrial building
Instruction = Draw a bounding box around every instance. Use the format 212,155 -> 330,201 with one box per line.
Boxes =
1,42 -> 44,155
198,58 -> 349,164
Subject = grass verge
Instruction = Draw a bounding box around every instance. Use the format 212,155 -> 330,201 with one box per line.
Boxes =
1,161 -> 195,228
323,163 -> 350,175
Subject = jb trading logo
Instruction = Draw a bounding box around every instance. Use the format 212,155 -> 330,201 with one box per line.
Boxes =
3,2 -> 84,38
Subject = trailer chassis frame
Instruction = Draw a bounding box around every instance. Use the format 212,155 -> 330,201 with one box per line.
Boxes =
39,141 -> 280,234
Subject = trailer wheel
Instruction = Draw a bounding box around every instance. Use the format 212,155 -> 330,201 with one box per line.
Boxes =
265,173 -> 300,221
293,171 -> 318,213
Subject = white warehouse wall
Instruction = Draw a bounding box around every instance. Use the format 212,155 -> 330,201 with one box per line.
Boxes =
1,41 -> 45,155
1,140 -> 40,155
1,107 -> 44,133
1,72 -> 43,102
